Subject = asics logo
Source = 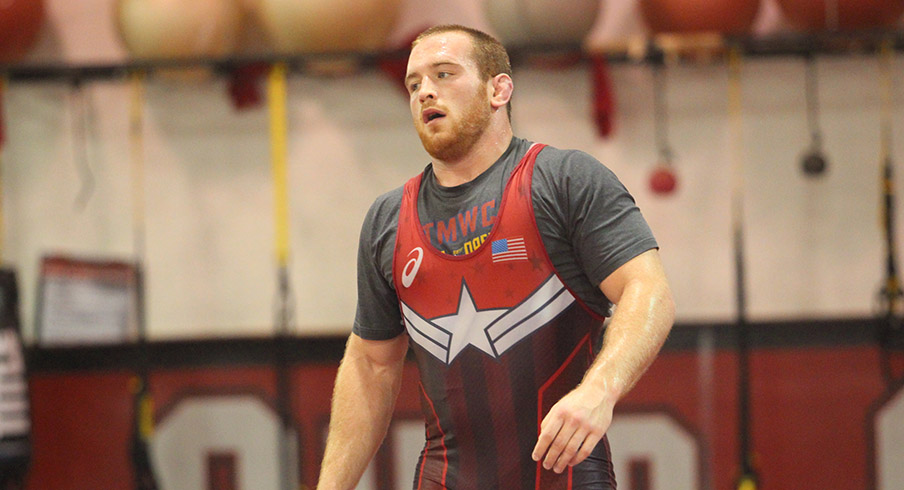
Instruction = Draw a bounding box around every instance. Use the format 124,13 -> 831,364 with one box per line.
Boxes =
401,247 -> 423,288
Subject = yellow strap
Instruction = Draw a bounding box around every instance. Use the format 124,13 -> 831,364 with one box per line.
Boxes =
727,48 -> 746,234
139,390 -> 155,439
129,376 -> 155,438
737,476 -> 757,490
126,74 -> 155,439
879,40 -> 901,307
129,71 -> 147,261
879,39 -> 894,164
269,63 -> 290,268
0,77 -> 5,264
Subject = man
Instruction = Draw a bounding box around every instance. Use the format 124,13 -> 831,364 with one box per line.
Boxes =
318,24 -> 674,489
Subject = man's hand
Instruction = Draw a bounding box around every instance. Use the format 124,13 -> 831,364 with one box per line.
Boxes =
531,383 -> 615,473
532,249 -> 674,475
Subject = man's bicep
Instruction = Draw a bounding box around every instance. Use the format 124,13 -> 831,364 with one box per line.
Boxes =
534,149 -> 658,289
353,269 -> 404,340
346,331 -> 410,368
598,249 -> 668,305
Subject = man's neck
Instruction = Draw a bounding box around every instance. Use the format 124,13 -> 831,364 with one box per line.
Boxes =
431,126 -> 513,187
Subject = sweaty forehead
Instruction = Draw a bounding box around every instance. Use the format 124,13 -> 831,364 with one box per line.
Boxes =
407,32 -> 475,72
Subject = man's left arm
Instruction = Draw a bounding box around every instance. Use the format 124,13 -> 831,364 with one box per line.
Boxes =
532,248 -> 675,473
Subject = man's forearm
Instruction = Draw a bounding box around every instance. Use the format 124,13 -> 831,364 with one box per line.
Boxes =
317,335 -> 407,489
582,275 -> 674,404
532,250 -> 674,472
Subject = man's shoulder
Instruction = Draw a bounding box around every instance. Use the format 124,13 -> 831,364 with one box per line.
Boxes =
363,185 -> 405,229
372,185 -> 405,209
371,186 -> 405,207
529,143 -> 618,191
534,144 -> 603,172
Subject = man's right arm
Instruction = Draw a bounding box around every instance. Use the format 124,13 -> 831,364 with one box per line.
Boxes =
317,332 -> 409,490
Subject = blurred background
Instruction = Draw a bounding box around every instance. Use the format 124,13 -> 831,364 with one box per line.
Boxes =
0,0 -> 903,488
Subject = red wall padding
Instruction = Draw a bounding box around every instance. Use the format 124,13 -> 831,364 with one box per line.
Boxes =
25,345 -> 903,489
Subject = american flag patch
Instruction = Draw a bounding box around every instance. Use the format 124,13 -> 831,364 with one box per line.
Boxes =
491,237 -> 528,263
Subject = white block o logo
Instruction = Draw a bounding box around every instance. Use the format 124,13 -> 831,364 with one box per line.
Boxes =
152,395 -> 290,490
606,412 -> 701,490
356,413 -> 701,489
876,386 -> 904,489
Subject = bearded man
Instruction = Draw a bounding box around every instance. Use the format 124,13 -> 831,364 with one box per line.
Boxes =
317,24 -> 675,490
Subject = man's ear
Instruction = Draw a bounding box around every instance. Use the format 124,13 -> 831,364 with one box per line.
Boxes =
489,73 -> 513,109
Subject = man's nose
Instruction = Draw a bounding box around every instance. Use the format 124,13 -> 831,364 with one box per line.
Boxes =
418,78 -> 437,102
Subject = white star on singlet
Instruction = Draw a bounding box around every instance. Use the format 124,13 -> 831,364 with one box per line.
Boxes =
400,274 -> 576,365
431,282 -> 507,361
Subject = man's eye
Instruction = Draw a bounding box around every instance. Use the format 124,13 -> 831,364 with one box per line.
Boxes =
409,82 -> 420,92
437,72 -> 449,78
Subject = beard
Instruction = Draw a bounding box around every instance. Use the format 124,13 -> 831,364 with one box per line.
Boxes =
416,86 -> 492,163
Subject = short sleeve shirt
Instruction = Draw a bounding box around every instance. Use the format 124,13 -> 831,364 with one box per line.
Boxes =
353,137 -> 658,340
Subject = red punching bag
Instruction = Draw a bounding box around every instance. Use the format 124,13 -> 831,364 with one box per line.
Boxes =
640,0 -> 762,34
0,0 -> 45,64
649,165 -> 678,195
775,0 -> 904,31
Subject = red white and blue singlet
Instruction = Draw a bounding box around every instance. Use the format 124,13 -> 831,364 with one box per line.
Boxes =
392,144 -> 616,489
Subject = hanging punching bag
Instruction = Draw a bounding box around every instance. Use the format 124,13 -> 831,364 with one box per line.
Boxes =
640,0 -> 762,34
484,0 -> 601,47
115,0 -> 243,59
775,0 -> 904,31
254,0 -> 403,54
0,269 -> 31,488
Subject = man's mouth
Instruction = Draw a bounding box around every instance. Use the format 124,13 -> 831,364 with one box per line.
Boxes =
422,108 -> 446,124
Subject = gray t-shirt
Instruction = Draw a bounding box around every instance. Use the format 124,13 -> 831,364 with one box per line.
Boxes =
353,137 -> 658,340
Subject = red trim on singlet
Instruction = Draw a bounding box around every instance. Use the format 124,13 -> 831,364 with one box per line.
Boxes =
417,381 -> 449,490
406,143 -> 548,263
534,334 -> 591,490
520,145 -> 608,323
